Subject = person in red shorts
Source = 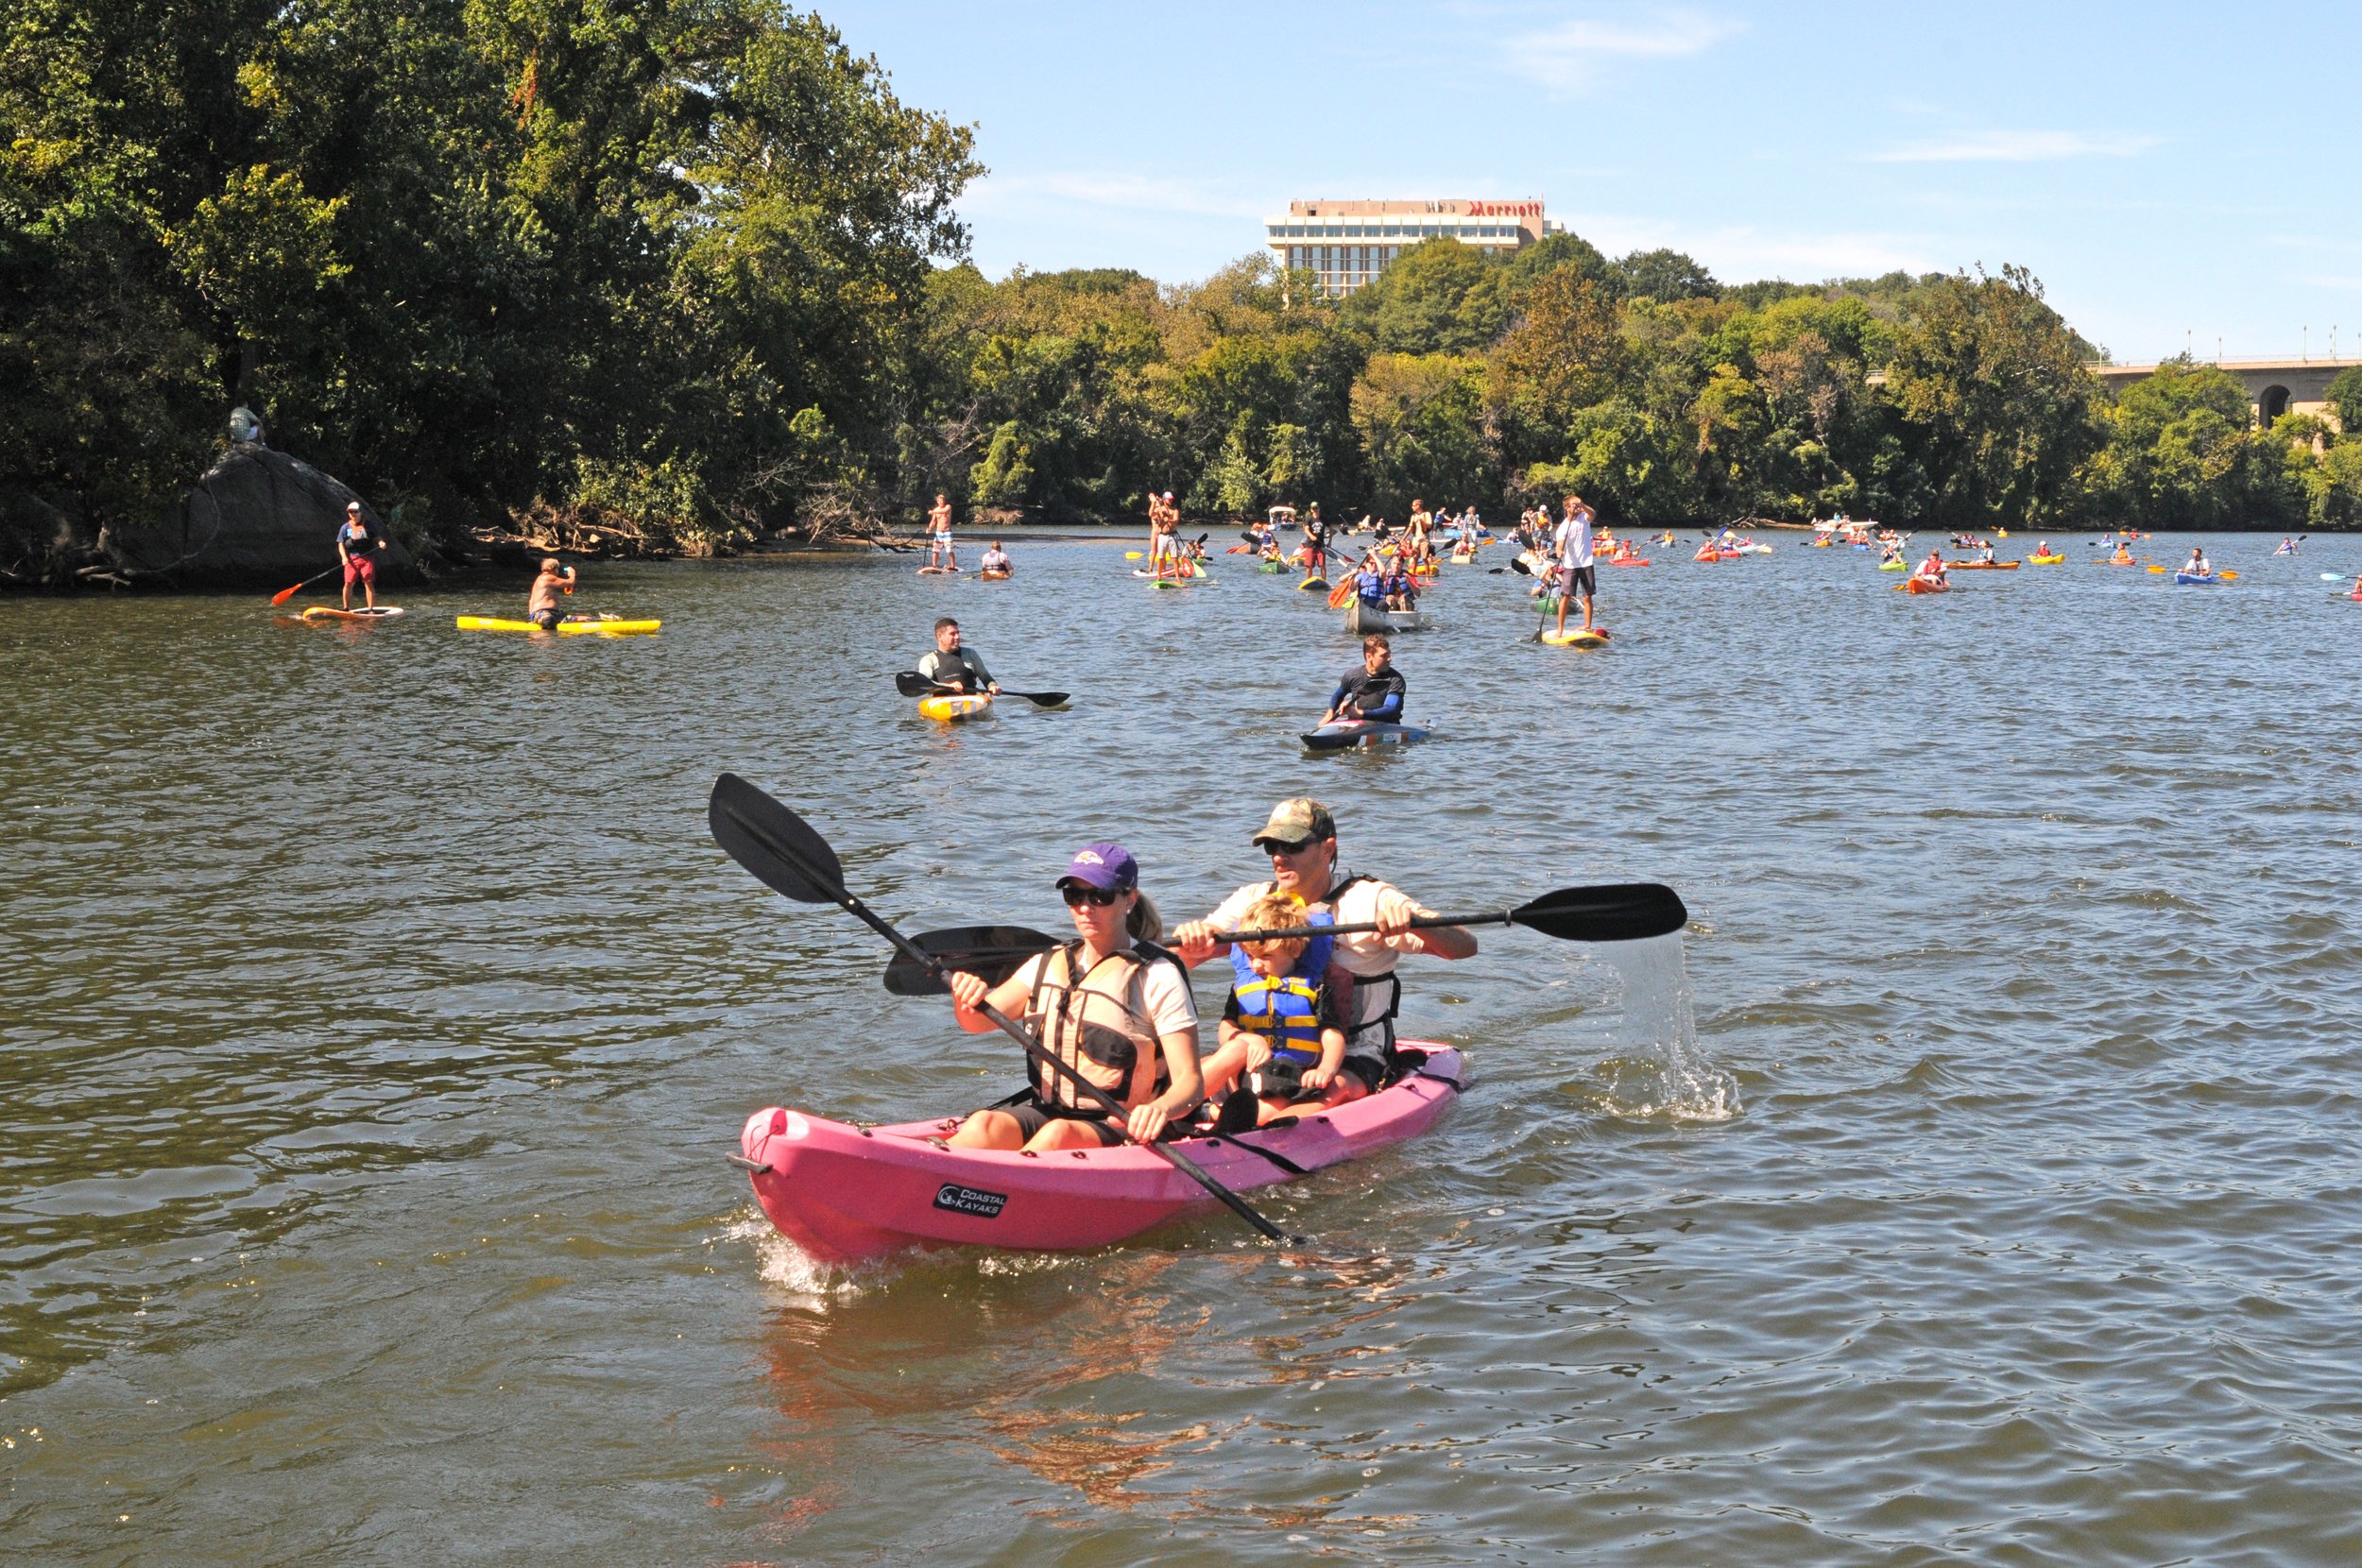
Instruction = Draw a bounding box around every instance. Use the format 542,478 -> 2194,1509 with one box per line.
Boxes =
336,501 -> 382,610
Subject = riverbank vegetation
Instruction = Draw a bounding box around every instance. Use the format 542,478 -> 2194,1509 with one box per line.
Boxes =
7,1 -> 2357,582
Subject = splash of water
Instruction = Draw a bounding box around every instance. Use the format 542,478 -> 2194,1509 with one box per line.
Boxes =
715,1208 -> 878,1304
1592,931 -> 1741,1122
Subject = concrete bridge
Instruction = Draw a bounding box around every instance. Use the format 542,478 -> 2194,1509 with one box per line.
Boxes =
2088,357 -> 2357,429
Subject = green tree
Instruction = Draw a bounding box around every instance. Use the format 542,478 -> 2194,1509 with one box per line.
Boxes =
1350,352 -> 1489,512
1878,265 -> 2099,529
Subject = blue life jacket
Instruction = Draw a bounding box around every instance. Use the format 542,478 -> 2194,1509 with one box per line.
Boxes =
1228,911 -> 1335,1066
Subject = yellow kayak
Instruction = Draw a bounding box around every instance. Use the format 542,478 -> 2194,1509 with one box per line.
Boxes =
2028,554 -> 2064,564
455,615 -> 660,635
917,692 -> 993,722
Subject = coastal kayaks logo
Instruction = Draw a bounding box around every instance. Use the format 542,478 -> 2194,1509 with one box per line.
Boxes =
933,1183 -> 1007,1219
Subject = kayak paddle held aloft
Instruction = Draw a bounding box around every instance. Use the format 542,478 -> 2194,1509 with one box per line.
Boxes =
886,883 -> 1690,992
706,774 -> 1305,1248
892,672 -> 1070,707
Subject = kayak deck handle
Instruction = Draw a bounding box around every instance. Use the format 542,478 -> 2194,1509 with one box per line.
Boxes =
727,1153 -> 772,1175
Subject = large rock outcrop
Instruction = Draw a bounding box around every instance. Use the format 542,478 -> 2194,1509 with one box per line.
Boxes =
108,443 -> 419,589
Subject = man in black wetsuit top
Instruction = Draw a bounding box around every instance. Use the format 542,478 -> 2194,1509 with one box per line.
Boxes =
1322,634 -> 1405,726
917,617 -> 999,693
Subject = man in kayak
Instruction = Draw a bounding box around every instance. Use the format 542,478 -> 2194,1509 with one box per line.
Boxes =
335,501 -> 382,611
1912,547 -> 1948,587
528,556 -> 577,630
926,493 -> 956,571
1322,635 -> 1405,727
2184,545 -> 2212,577
945,844 -> 1204,1150
917,617 -> 999,694
1550,493 -> 1598,637
1173,798 -> 1477,1098
979,541 -> 1013,576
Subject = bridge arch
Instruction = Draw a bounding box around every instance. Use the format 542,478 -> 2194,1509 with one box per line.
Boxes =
2258,384 -> 2291,425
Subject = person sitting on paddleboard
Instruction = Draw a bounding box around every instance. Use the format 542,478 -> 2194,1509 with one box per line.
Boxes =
1173,797 -> 1477,1094
980,541 -> 1012,575
1551,493 -> 1598,638
926,493 -> 956,571
335,500 -> 381,611
917,617 -> 999,694
1323,635 -> 1405,727
2185,546 -> 2211,576
1202,891 -> 1354,1131
528,555 -> 576,630
944,844 -> 1204,1151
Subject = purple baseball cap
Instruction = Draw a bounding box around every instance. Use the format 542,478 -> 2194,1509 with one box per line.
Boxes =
1058,843 -> 1138,892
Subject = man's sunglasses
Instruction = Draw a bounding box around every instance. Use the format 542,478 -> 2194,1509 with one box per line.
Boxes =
1060,883 -> 1124,908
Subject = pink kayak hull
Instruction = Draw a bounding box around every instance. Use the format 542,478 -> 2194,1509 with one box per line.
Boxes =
737,1044 -> 1466,1262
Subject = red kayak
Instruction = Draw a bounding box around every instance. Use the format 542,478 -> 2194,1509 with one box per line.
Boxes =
736,1043 -> 1466,1262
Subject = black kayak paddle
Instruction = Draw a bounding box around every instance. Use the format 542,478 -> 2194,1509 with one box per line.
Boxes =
894,671 -> 1070,707
887,882 -> 1689,992
707,775 -> 1302,1247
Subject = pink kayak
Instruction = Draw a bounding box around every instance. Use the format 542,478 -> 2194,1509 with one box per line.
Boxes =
736,1043 -> 1466,1261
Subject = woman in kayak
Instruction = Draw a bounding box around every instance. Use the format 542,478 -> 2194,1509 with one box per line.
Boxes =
944,844 -> 1203,1151
2110,542 -> 2136,565
1202,892 -> 1353,1130
528,556 -> 576,630
1173,798 -> 1477,1091
1323,635 -> 1405,726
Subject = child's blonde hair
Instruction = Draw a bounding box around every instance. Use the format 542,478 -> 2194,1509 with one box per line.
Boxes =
1240,892 -> 1308,966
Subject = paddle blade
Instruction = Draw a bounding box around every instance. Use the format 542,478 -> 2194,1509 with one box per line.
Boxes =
1510,883 -> 1688,943
1013,690 -> 1070,707
268,582 -> 304,605
894,670 -> 942,696
883,925 -> 1058,995
708,774 -> 846,904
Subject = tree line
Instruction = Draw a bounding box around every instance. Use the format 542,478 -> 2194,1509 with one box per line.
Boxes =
8,0 -> 2359,581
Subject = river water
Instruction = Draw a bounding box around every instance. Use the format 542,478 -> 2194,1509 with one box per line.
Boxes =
5,534 -> 2359,1563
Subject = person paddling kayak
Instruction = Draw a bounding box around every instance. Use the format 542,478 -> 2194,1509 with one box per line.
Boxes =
1912,547 -> 1948,588
336,501 -> 384,611
1323,635 -> 1405,726
2184,546 -> 2212,577
979,540 -> 1013,576
917,617 -> 999,694
944,844 -> 1203,1150
1173,798 -> 1476,1096
528,555 -> 577,630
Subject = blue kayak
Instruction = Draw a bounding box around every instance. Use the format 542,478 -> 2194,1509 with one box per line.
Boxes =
2174,571 -> 2220,586
1303,720 -> 1429,752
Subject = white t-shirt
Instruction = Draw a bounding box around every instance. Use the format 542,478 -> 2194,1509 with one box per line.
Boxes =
1008,947 -> 1198,1038
1206,877 -> 1439,980
1553,512 -> 1595,569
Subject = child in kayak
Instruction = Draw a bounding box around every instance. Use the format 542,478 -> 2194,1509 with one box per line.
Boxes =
1202,892 -> 1353,1131
528,556 -> 576,630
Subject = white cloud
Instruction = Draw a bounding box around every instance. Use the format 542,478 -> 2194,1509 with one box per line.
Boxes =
1871,130 -> 2159,163
1508,9 -> 1741,94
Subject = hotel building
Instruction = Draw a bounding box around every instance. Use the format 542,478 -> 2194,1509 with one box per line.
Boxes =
1265,198 -> 1557,296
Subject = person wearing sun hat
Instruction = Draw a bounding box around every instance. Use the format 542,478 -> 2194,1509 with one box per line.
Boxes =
943,843 -> 1203,1152
1172,799 -> 1476,1099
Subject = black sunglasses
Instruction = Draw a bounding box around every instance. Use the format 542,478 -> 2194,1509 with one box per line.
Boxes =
1060,883 -> 1123,908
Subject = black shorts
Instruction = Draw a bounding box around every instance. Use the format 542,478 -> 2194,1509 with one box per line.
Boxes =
999,1097 -> 1124,1147
1562,564 -> 1597,596
531,606 -> 561,630
1338,1055 -> 1391,1093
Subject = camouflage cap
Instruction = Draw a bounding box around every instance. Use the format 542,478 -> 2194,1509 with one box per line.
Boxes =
1251,797 -> 1335,850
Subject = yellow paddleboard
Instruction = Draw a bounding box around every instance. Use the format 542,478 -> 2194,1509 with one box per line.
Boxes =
917,692 -> 993,721
1541,628 -> 1611,648
455,616 -> 660,635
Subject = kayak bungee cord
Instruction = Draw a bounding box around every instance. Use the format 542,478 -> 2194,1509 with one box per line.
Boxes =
706,774 -> 1306,1248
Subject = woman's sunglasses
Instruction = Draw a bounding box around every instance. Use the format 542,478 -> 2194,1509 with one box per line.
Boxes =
1060,883 -> 1123,908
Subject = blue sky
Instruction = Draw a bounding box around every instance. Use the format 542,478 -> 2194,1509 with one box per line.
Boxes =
821,1 -> 2362,366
